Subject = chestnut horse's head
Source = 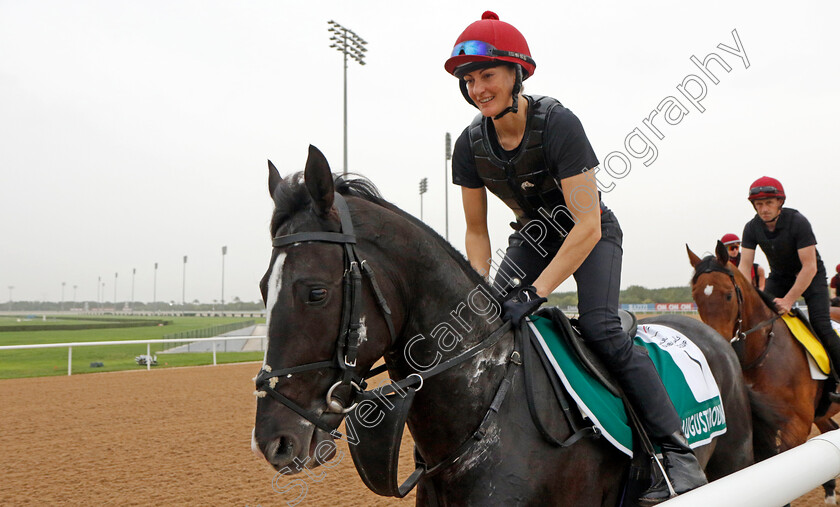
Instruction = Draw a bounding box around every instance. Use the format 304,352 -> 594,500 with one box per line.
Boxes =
687,241 -> 751,341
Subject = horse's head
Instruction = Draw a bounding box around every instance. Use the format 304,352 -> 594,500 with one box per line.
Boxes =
251,146 -> 398,472
687,241 -> 752,340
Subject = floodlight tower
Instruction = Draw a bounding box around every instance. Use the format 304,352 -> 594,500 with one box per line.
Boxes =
327,20 -> 368,175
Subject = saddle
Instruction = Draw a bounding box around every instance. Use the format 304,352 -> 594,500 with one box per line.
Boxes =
346,307 -> 656,505
754,289 -> 838,414
532,307 -> 659,504
534,307 -> 637,399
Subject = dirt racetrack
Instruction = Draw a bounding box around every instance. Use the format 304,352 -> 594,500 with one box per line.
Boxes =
0,362 -> 831,506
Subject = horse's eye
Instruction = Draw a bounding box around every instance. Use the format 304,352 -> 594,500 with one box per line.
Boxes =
726,293 -> 733,301
309,288 -> 328,302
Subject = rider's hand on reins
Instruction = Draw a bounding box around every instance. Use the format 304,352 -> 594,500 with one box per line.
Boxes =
773,297 -> 794,315
502,285 -> 547,324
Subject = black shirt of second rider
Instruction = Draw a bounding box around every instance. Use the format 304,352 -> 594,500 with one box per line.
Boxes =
742,208 -> 825,280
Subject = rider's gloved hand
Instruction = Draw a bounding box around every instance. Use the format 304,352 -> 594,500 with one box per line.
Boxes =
502,285 -> 547,324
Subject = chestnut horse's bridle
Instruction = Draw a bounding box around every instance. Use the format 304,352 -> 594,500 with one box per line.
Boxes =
693,256 -> 780,370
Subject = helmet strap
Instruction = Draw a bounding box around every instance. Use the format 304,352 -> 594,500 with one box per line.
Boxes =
459,79 -> 478,109
493,65 -> 523,120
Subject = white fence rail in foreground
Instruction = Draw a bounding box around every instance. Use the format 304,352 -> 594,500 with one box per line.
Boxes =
0,335 -> 267,375
663,429 -> 840,506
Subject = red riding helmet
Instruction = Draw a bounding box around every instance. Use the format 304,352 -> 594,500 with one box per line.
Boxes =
747,176 -> 786,202
836,263 -> 840,273
720,233 -> 740,246
444,11 -> 536,78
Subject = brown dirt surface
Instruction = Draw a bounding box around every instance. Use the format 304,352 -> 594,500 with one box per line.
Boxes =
0,362 -> 832,506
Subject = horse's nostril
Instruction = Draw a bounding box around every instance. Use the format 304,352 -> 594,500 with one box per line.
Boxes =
266,435 -> 296,468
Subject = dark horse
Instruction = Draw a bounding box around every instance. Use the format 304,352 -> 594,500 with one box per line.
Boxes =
251,146 -> 757,506
688,242 -> 840,504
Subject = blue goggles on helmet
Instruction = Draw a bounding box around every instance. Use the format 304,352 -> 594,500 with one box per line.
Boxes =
450,40 -> 535,66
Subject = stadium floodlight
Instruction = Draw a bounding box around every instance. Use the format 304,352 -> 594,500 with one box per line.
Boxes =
327,20 -> 368,174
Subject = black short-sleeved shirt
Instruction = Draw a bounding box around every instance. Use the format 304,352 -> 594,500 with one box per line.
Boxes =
742,207 -> 823,276
451,99 -> 600,191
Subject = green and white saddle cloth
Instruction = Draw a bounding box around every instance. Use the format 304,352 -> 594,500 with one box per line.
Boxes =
528,315 -> 727,457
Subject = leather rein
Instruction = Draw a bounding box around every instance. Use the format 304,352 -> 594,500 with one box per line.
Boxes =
254,192 -> 596,498
693,257 -> 780,371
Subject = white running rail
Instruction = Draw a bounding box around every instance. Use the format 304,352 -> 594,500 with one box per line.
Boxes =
663,429 -> 840,506
0,336 -> 267,375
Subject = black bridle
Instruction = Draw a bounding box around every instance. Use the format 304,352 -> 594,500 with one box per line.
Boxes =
255,193 -> 397,436
253,193 -> 515,441
255,191 -> 596,497
693,257 -> 779,370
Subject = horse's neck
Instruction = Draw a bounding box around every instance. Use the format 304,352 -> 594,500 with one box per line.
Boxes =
741,285 -> 775,326
376,218 -> 514,467
739,284 -> 778,358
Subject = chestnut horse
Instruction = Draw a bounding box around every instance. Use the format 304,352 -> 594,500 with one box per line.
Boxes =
688,242 -> 840,504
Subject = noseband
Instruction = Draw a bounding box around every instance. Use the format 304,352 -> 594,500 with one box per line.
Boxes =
693,257 -> 779,369
255,193 -> 397,435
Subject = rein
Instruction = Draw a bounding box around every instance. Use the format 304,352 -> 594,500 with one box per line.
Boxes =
256,191 -> 597,498
694,257 -> 779,370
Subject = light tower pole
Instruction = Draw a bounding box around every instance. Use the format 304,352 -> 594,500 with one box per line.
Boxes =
130,268 -> 136,309
328,20 -> 368,175
221,246 -> 227,306
182,256 -> 188,306
419,177 -> 428,221
153,262 -> 158,311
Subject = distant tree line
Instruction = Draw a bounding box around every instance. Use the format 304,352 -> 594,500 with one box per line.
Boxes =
6,285 -> 695,312
546,285 -> 693,308
2,298 -> 265,312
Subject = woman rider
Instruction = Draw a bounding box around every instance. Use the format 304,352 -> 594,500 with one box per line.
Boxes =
720,233 -> 766,290
739,177 -> 840,385
445,11 -> 707,503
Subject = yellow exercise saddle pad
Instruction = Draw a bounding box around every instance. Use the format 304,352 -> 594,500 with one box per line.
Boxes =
781,313 -> 831,375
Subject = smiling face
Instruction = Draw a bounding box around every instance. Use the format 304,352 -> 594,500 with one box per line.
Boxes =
462,64 -> 516,117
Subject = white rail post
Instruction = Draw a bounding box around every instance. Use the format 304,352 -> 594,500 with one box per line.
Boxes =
146,342 -> 151,371
212,341 -> 217,366
67,346 -> 72,376
662,429 -> 840,506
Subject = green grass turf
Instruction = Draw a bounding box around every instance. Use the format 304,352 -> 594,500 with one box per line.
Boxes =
0,316 -> 264,379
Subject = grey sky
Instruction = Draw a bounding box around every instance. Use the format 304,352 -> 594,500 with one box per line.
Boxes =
1,1 -> 837,304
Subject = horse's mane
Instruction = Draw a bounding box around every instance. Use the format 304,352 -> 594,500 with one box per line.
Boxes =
271,172 -> 490,289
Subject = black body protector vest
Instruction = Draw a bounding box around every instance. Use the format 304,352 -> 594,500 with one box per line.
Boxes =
468,95 -> 592,235
747,209 -> 824,278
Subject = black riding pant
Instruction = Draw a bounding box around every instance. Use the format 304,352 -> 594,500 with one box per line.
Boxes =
492,211 -> 682,439
765,271 -> 840,369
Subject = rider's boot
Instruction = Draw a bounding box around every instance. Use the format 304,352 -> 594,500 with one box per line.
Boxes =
818,333 -> 840,402
639,431 -> 708,505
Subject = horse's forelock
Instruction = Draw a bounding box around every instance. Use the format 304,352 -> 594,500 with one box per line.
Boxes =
691,255 -> 732,285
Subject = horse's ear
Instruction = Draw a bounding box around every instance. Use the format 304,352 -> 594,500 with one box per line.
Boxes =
686,244 -> 702,268
304,145 -> 335,216
268,160 -> 282,199
715,240 -> 729,266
